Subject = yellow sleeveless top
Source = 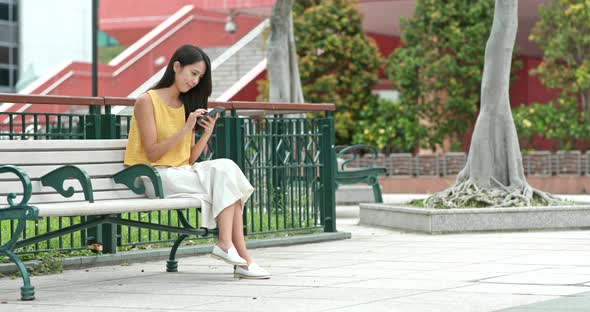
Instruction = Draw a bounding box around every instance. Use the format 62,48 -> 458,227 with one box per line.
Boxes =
124,90 -> 191,167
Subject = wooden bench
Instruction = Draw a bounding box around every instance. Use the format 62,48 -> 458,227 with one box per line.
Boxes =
335,145 -> 387,203
0,139 -> 209,301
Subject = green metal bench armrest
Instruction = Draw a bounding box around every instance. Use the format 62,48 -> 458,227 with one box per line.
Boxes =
0,165 -> 33,208
40,165 -> 94,203
337,167 -> 387,177
336,167 -> 386,182
0,166 -> 39,288
336,144 -> 379,171
112,164 -> 164,199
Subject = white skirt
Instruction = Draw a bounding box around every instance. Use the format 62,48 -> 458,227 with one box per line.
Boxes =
143,158 -> 254,229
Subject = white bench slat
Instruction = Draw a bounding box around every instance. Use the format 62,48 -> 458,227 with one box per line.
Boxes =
0,150 -> 126,166
36,197 -> 204,217
0,139 -> 201,220
0,163 -> 126,180
29,190 -> 146,204
0,189 -> 146,206
0,139 -> 127,152
0,178 -> 132,196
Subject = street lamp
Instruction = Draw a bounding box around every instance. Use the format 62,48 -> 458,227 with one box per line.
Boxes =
224,10 -> 237,34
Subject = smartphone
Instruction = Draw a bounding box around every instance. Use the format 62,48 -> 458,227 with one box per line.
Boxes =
197,106 -> 225,124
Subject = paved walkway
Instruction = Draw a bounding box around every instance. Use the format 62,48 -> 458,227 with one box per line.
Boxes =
2,217 -> 590,311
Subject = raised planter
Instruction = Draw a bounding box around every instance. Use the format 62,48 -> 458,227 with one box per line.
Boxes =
379,176 -> 590,194
359,203 -> 590,234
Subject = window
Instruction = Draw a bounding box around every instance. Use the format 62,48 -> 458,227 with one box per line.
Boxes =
0,46 -> 8,63
0,2 -> 16,22
0,67 -> 9,86
0,3 -> 8,21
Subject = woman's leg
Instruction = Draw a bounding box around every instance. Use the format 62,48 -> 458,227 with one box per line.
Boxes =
231,200 -> 252,265
215,201 -> 236,251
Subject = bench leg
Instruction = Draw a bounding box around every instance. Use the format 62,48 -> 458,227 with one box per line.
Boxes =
166,234 -> 188,272
2,250 -> 35,301
372,184 -> 383,203
369,176 -> 383,203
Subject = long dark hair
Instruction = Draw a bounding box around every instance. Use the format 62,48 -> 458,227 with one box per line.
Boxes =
152,44 -> 212,121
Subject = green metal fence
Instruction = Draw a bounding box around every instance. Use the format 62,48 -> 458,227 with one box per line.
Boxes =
240,116 -> 332,234
0,112 -> 86,140
0,97 -> 336,254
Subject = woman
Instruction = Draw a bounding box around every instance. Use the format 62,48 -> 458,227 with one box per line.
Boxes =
123,44 -> 270,279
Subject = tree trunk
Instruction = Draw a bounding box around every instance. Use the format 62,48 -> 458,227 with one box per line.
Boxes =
266,0 -> 304,103
424,0 -> 561,208
457,0 -> 524,189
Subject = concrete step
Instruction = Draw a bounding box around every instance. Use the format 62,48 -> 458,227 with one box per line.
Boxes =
336,185 -> 378,204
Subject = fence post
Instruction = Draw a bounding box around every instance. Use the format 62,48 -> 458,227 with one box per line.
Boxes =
85,100 -> 118,253
100,102 -> 118,253
84,114 -> 101,139
213,110 -> 232,159
100,107 -> 117,140
84,107 -> 101,251
320,111 -> 337,232
232,109 -> 245,169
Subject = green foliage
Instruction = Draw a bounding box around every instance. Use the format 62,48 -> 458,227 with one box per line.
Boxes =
353,97 -> 424,153
98,45 -> 126,63
529,0 -> 590,118
513,97 -> 589,151
386,0 -> 521,151
294,0 -> 382,144
31,251 -> 64,276
259,0 -> 382,144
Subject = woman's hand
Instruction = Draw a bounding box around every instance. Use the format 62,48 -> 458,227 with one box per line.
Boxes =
199,113 -> 219,135
183,109 -> 207,133
194,109 -> 208,116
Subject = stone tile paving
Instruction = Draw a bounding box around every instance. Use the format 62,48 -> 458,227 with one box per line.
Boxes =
2,218 -> 590,311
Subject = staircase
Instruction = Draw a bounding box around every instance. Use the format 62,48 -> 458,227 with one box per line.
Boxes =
114,18 -> 268,115
0,5 -> 265,120
210,25 -> 267,100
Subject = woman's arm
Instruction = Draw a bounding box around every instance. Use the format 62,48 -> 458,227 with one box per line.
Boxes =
189,115 -> 219,164
134,94 -> 201,163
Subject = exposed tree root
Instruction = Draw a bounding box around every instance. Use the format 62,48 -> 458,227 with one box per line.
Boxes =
423,179 -> 567,209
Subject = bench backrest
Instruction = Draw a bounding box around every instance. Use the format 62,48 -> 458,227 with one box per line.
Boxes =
0,139 -> 145,206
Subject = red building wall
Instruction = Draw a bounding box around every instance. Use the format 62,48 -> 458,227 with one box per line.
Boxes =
510,56 -> 561,108
99,0 -> 268,45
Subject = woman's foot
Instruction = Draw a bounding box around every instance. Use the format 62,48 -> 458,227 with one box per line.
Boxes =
234,263 -> 271,279
211,245 -> 247,265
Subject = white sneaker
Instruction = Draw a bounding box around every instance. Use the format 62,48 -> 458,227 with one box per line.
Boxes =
234,262 -> 271,279
210,245 -> 247,265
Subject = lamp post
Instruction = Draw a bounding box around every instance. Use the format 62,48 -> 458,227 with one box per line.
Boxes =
90,0 -> 99,114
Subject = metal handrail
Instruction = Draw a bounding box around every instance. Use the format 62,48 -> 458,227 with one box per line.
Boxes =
0,93 -> 335,112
